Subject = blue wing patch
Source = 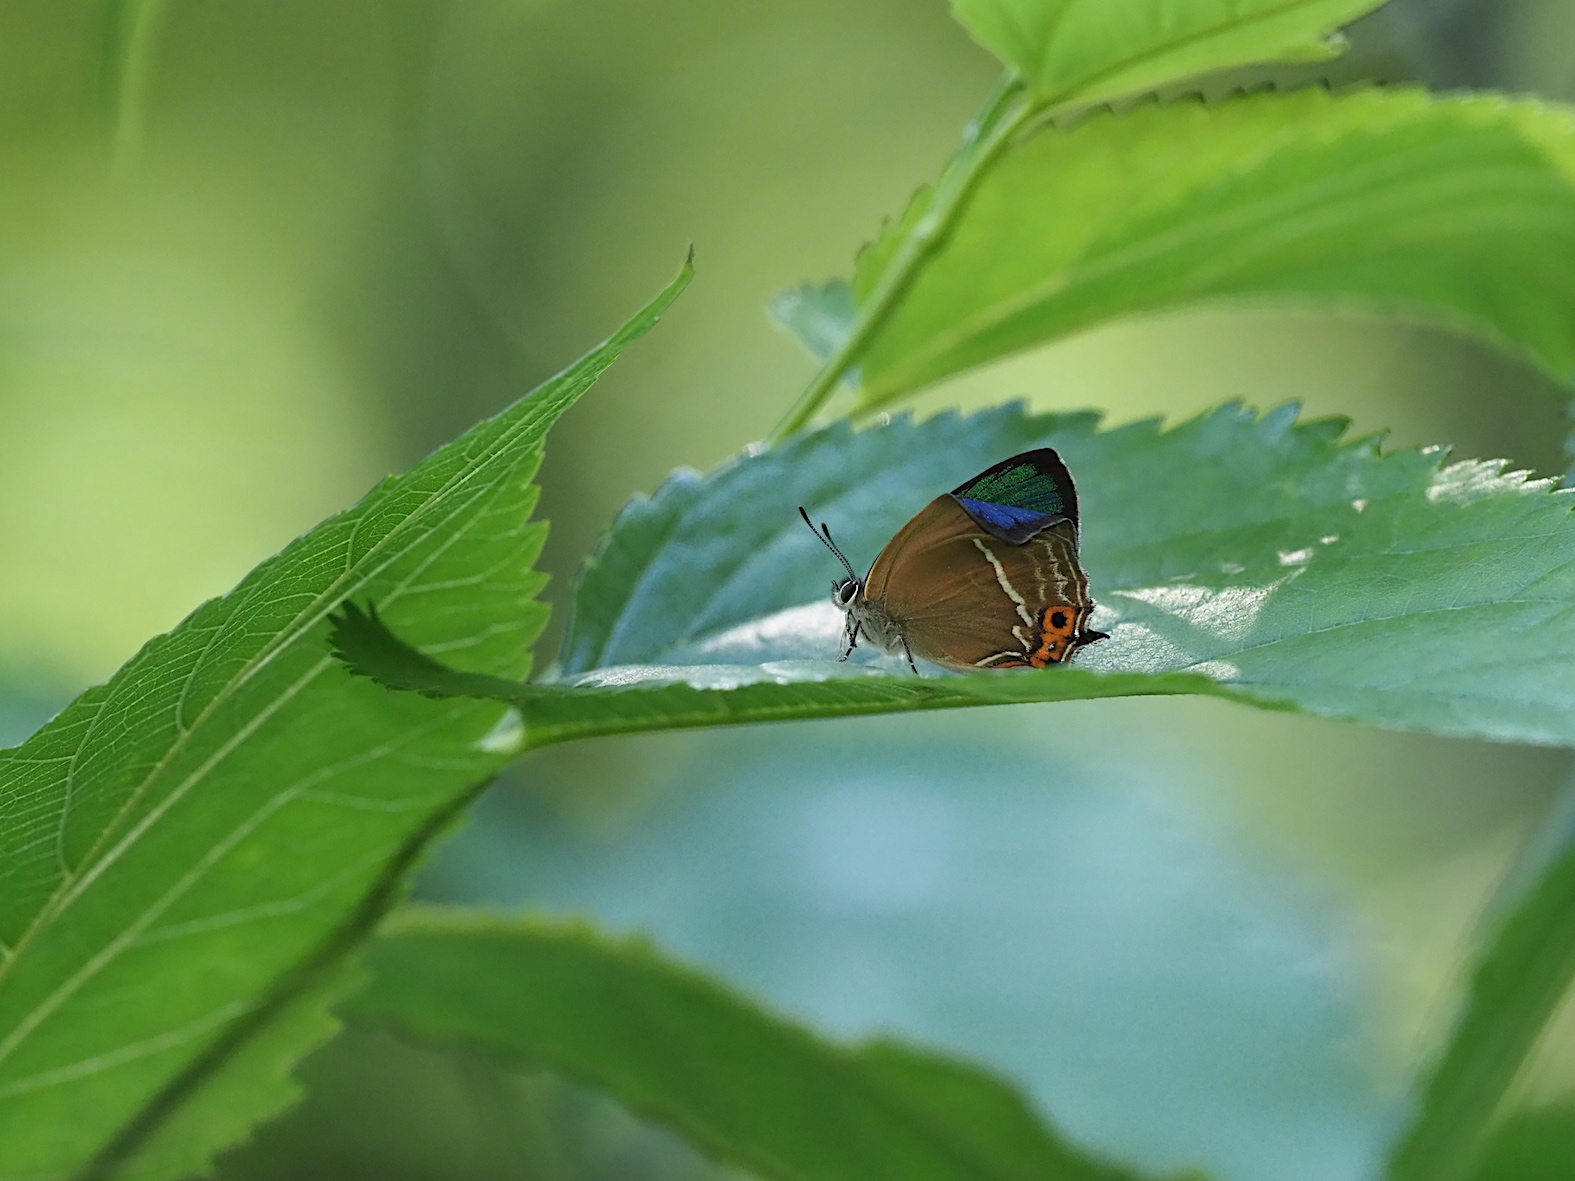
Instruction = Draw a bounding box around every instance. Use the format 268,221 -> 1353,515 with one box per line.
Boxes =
954,496 -> 1053,534
950,448 -> 1079,543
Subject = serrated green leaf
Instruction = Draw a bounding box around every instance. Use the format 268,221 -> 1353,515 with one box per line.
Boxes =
0,260 -> 690,1181
349,908 -> 1152,1181
849,87 -> 1575,409
335,401 -> 1575,749
949,0 -> 1388,106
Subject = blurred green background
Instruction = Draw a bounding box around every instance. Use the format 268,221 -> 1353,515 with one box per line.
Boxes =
4,2 -> 1575,1179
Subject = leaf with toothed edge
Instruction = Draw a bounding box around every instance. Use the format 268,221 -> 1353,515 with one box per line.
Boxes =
949,0 -> 1390,107
334,399 -> 1575,750
0,257 -> 691,1181
842,87 -> 1575,412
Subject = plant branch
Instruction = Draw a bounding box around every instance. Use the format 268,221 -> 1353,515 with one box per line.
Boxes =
769,73 -> 1033,441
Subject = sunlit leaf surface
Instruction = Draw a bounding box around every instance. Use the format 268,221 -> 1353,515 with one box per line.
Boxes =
337,402 -> 1575,748
950,0 -> 1387,105
848,89 -> 1575,407
351,908 -> 1148,1181
0,264 -> 689,1181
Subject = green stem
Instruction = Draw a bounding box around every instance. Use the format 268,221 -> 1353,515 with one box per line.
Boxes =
769,73 -> 1034,442
106,0 -> 171,175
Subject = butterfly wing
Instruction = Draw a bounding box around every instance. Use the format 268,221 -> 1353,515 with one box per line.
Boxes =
865,487 -> 1097,671
949,447 -> 1079,544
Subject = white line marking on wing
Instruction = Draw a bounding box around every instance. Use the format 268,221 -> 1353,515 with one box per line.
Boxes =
972,539 -> 1036,629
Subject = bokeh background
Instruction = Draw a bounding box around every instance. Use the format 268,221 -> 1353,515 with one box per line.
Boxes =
3,2 -> 1575,1179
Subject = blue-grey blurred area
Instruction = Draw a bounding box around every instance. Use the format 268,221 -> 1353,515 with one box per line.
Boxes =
2,2 -> 1574,1180
419,703 -> 1565,1181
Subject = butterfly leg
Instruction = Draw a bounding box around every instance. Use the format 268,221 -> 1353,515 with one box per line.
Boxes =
839,619 -> 861,662
900,636 -> 918,676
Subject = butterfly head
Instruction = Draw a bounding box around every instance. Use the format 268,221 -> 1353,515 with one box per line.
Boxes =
798,506 -> 864,614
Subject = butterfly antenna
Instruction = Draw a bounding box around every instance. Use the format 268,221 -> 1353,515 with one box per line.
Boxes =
798,505 -> 857,581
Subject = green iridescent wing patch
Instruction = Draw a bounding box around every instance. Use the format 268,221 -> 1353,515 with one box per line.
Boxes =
950,448 -> 1079,543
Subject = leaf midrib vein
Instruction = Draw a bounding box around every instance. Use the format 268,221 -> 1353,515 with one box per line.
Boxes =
0,676 -> 476,1081
0,418 -> 545,990
0,465 -> 534,1079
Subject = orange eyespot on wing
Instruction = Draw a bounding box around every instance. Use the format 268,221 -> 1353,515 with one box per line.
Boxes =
1028,605 -> 1078,665
976,604 -> 1082,669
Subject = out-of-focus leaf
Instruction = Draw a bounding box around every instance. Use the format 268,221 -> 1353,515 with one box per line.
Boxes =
335,401 -> 1575,749
1387,827 -> 1575,1181
0,261 -> 690,1181
1468,1105 -> 1575,1181
849,88 -> 1575,409
771,279 -> 856,363
349,908 -> 1151,1181
949,0 -> 1389,106
115,965 -> 357,1181
210,1026 -> 735,1181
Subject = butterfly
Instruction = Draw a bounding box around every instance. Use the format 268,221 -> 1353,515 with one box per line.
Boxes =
799,449 -> 1107,674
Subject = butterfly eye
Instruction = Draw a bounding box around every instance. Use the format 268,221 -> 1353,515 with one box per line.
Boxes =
833,580 -> 858,607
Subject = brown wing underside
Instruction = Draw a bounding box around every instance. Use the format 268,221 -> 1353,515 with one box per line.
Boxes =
865,496 -> 1093,670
